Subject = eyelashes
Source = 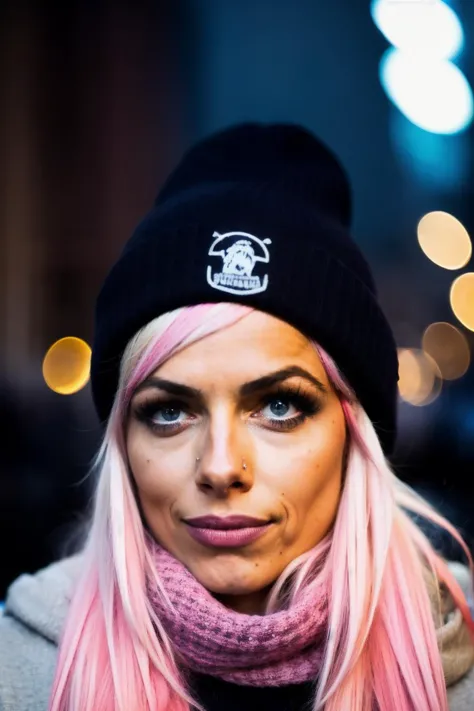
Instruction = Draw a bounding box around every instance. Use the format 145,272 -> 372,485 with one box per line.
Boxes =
256,385 -> 321,430
132,384 -> 322,436
133,399 -> 194,436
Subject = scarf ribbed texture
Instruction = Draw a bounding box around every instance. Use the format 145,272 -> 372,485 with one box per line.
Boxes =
148,544 -> 474,688
148,544 -> 328,686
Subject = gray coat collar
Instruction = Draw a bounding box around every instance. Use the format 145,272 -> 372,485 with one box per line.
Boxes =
4,555 -> 81,645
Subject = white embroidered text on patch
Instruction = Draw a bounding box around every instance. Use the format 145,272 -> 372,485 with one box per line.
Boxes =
206,231 -> 272,296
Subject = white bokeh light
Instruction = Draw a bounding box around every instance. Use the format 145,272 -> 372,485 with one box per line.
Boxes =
371,0 -> 464,60
380,48 -> 473,134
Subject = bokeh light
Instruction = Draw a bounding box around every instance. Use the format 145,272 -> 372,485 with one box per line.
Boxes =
398,348 -> 442,406
371,0 -> 464,60
417,211 -> 471,270
450,273 -> 474,331
380,49 -> 473,135
422,322 -> 470,380
42,337 -> 91,395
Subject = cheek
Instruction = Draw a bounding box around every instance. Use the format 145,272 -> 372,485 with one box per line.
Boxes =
267,413 -> 345,538
126,429 -> 187,504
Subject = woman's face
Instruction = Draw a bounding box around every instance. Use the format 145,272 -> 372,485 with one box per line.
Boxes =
127,311 -> 346,613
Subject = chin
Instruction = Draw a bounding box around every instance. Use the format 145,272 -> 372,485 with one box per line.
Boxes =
189,555 -> 276,597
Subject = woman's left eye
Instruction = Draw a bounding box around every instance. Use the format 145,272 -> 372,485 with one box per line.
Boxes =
253,390 -> 321,430
261,398 -> 298,420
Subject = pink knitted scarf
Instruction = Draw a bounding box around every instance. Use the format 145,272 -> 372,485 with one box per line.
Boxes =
148,543 -> 329,686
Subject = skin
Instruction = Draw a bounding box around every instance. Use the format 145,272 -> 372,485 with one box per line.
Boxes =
127,311 -> 346,614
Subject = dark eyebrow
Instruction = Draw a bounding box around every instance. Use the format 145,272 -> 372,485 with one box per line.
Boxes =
133,366 -> 327,401
133,377 -> 203,400
239,366 -> 328,397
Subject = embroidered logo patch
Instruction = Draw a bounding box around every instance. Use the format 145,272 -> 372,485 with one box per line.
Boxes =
206,231 -> 272,295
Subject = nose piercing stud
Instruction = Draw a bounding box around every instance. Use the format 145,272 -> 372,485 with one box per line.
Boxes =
196,457 -> 200,463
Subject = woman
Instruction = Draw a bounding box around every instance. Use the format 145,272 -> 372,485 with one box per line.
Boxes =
1,123 -> 473,711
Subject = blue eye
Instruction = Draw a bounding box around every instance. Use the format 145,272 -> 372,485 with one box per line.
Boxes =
134,400 -> 191,433
156,406 -> 183,423
255,387 -> 322,432
264,399 -> 296,419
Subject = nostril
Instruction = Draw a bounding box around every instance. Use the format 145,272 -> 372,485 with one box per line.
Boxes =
197,476 -> 249,493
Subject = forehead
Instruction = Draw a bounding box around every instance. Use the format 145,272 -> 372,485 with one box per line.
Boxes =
151,311 -> 328,388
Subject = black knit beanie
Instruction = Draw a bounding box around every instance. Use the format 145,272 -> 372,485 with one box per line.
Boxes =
91,123 -> 399,453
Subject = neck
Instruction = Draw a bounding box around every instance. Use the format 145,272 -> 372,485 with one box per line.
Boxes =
215,586 -> 272,615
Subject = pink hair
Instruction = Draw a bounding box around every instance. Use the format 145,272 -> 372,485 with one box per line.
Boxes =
49,303 -> 474,711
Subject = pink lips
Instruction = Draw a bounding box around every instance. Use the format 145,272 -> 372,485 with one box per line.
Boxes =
184,515 -> 273,548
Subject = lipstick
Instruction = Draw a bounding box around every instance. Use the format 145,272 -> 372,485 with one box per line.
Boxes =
183,515 -> 273,548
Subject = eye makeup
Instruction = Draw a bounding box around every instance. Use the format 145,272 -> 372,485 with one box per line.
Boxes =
133,398 -> 197,436
254,383 -> 322,432
131,379 -> 323,437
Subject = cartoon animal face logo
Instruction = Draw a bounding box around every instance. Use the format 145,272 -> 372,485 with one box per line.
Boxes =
207,231 -> 271,296
222,240 -> 256,276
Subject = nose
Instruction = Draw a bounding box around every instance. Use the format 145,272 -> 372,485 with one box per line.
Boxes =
195,414 -> 253,498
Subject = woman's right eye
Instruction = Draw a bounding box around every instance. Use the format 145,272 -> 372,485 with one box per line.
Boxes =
134,401 -> 193,433
151,405 -> 185,424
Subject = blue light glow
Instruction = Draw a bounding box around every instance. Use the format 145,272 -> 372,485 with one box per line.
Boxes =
390,113 -> 470,189
380,48 -> 473,135
371,0 -> 464,60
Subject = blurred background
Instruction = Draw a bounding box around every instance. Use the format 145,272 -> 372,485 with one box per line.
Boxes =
1,0 -> 474,598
